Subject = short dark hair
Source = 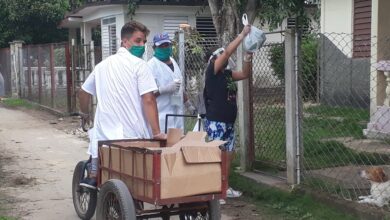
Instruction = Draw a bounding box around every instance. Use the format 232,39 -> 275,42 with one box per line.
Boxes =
121,21 -> 150,39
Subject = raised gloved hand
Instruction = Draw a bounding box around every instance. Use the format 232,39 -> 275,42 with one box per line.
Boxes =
158,79 -> 181,95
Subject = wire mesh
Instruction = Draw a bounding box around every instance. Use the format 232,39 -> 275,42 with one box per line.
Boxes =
146,34 -> 219,132
19,43 -> 70,113
251,33 -> 286,176
300,32 -> 390,208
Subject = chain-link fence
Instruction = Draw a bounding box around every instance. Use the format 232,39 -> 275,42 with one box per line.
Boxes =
248,30 -> 390,208
144,33 -> 220,133
0,48 -> 11,96
70,43 -> 99,114
299,32 -> 390,208
19,43 -> 71,113
251,33 -> 286,176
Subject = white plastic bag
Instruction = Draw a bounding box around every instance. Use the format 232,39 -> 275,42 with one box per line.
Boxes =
242,14 -> 266,53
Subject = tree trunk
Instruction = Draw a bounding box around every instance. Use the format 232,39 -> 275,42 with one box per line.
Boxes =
208,0 -> 259,47
208,0 -> 238,47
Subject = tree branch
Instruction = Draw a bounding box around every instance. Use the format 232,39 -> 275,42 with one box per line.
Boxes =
245,0 -> 259,24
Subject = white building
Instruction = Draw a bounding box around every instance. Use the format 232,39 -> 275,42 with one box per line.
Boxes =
60,0 -> 215,60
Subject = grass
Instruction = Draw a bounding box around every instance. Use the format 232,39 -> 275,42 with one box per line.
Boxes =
229,171 -> 358,220
1,98 -> 34,109
302,177 -> 357,200
253,104 -> 387,170
253,106 -> 285,164
0,217 -> 16,220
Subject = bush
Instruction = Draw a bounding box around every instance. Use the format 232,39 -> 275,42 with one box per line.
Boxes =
270,34 -> 319,101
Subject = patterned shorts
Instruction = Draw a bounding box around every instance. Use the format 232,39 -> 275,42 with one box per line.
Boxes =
204,119 -> 235,151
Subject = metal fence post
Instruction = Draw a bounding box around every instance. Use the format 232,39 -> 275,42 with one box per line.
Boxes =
37,46 -> 42,104
71,38 -> 76,113
285,29 -> 300,185
65,43 -> 72,113
50,44 -> 55,108
27,46 -> 32,99
238,44 -> 253,171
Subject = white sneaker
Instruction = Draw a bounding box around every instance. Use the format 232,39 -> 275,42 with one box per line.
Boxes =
219,199 -> 226,205
226,187 -> 242,198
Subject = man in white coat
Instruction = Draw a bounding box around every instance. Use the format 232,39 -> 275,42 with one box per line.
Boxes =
78,21 -> 164,189
148,32 -> 185,133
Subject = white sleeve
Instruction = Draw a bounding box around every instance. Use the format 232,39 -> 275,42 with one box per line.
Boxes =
137,63 -> 158,96
147,60 -> 160,87
81,70 -> 97,96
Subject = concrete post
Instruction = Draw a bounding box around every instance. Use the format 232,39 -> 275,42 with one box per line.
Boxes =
9,40 -> 24,98
285,29 -> 301,185
237,44 -> 252,171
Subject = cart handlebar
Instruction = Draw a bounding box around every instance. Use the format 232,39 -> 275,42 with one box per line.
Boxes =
164,114 -> 205,134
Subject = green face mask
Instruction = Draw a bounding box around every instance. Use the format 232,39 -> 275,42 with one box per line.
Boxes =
154,46 -> 172,61
128,45 -> 145,58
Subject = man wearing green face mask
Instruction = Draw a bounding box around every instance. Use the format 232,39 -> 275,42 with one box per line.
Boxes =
77,21 -> 166,190
148,32 -> 194,133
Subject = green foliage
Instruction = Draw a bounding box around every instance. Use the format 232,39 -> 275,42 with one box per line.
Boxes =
127,0 -> 138,18
0,0 -> 69,47
270,34 -> 319,101
0,217 -> 16,220
69,0 -> 83,10
172,27 -> 206,79
257,0 -> 315,30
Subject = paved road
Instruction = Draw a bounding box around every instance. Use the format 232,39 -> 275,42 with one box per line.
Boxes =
0,106 -> 233,220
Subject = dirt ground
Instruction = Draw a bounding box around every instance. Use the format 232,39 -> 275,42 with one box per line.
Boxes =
0,104 -> 268,220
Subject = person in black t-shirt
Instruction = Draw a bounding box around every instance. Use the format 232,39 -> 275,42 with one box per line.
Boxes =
203,25 -> 253,202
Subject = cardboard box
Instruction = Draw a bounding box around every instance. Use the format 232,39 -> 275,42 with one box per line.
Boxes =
99,129 -> 225,200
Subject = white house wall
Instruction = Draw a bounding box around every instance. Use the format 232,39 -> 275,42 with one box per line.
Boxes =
321,0 -> 353,57
133,5 -> 211,44
83,5 -> 125,24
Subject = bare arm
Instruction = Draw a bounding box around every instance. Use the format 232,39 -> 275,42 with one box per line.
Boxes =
79,88 -> 91,114
232,53 -> 253,81
214,25 -> 251,74
142,92 -> 161,136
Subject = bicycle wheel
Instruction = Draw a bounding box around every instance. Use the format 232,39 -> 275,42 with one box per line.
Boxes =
72,160 -> 97,220
96,179 -> 136,220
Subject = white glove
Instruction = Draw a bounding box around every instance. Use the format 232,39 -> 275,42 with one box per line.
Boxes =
159,79 -> 181,95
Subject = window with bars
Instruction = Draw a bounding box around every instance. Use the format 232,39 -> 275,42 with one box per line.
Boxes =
101,17 -> 117,59
108,24 -> 117,55
163,16 -> 188,39
196,17 -> 217,39
353,0 -> 371,58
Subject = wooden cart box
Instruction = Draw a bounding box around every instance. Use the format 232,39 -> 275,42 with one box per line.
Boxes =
98,131 -> 227,204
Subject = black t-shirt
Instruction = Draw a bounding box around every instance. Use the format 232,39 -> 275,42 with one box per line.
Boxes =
203,62 -> 237,123
166,63 -> 174,72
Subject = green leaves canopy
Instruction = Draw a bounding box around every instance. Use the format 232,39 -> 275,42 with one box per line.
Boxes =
0,0 -> 69,47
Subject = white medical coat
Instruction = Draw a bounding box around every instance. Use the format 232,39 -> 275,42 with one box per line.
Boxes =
82,47 -> 157,158
148,57 -> 184,133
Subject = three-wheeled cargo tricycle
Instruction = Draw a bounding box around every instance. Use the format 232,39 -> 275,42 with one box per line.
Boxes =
72,114 -> 227,220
